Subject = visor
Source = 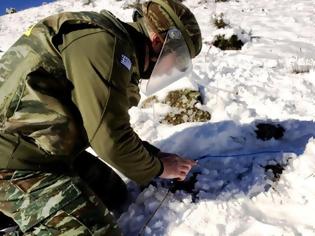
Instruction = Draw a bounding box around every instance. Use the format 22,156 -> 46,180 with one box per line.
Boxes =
143,28 -> 192,95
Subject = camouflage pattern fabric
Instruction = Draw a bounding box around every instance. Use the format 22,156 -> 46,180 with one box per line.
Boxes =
0,170 -> 122,235
141,0 -> 202,58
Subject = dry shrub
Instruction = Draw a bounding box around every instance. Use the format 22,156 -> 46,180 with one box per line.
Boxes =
141,89 -> 211,125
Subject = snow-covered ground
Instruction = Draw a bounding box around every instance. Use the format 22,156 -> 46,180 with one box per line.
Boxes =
1,0 -> 315,235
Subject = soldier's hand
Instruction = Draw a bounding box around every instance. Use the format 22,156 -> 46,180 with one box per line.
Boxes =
157,152 -> 196,181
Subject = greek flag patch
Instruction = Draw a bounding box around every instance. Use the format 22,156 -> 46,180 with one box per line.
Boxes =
120,54 -> 132,71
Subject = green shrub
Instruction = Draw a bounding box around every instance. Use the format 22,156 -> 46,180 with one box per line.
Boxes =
213,34 -> 244,50
213,13 -> 229,29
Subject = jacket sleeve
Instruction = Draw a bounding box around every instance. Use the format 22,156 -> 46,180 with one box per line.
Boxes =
142,141 -> 160,156
59,28 -> 162,185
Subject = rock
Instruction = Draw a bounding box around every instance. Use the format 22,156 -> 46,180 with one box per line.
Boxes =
5,8 -> 17,14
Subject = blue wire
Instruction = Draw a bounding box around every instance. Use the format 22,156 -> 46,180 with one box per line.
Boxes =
197,149 -> 300,161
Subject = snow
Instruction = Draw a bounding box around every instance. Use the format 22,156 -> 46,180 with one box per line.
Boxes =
1,0 -> 315,235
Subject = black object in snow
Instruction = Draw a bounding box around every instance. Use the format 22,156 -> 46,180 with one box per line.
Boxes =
255,123 -> 285,141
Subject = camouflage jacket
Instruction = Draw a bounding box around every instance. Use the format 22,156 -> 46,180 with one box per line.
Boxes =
0,10 -> 162,185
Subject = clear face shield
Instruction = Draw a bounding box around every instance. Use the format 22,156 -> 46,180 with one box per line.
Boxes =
143,28 -> 193,95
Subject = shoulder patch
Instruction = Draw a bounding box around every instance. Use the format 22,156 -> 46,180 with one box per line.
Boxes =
120,54 -> 132,71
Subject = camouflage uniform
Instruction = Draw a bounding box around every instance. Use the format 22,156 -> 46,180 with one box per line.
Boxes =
0,0 -> 202,234
0,169 -> 120,235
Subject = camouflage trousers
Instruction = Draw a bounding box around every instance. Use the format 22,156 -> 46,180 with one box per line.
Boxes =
0,170 -> 123,235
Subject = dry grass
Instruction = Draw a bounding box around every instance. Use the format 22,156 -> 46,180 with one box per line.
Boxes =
291,65 -> 311,74
141,89 -> 211,125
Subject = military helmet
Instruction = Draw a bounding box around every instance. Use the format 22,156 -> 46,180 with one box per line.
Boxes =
141,0 -> 202,58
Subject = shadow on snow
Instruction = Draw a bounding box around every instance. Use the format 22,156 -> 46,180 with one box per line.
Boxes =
123,119 -> 315,235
